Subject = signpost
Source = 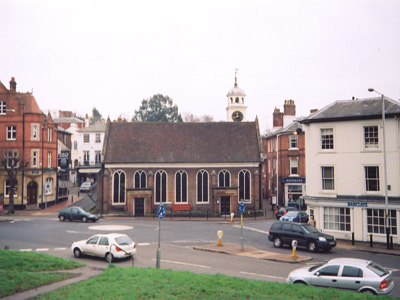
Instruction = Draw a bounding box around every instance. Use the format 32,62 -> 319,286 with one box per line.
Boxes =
239,201 -> 245,251
156,204 -> 166,269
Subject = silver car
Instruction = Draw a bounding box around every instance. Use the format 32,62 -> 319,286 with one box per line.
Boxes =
286,258 -> 394,295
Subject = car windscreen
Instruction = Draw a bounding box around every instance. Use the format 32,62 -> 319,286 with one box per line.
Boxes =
302,224 -> 319,233
115,236 -> 133,246
367,262 -> 389,277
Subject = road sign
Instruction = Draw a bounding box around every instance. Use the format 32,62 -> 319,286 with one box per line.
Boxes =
157,205 -> 166,220
239,203 -> 245,214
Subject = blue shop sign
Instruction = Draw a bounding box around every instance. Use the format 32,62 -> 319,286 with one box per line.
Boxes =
347,202 -> 368,207
282,177 -> 306,184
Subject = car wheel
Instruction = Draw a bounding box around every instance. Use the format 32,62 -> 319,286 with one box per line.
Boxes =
59,215 -> 65,222
73,248 -> 82,258
361,289 -> 376,295
294,281 -> 307,285
273,237 -> 282,248
106,253 -> 114,263
307,240 -> 317,253
323,247 -> 332,253
82,216 -> 87,222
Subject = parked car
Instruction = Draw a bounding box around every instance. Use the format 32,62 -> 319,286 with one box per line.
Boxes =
286,258 -> 394,295
274,206 -> 297,219
80,181 -> 96,192
280,211 -> 309,223
268,221 -> 336,252
58,206 -> 99,222
71,233 -> 136,262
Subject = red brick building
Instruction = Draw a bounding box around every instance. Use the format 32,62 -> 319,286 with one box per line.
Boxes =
98,120 -> 263,216
0,77 -> 58,210
262,100 -> 306,209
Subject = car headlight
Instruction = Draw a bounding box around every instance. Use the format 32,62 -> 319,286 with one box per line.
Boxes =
318,237 -> 326,241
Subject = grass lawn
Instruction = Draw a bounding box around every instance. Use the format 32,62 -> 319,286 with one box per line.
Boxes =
0,249 -> 85,298
34,265 -> 396,300
1,250 -> 397,300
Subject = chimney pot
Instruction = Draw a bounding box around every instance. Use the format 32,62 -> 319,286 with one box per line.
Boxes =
9,77 -> 17,92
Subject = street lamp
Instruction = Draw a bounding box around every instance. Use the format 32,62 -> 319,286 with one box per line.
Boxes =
368,88 -> 389,249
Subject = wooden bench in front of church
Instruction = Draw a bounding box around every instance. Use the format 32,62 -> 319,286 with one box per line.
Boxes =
172,204 -> 191,211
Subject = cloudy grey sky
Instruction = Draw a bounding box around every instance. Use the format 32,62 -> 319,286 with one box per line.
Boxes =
1,0 -> 399,132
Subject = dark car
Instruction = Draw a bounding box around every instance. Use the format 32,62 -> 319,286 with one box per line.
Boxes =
280,211 -> 309,223
58,206 -> 99,222
268,221 -> 336,252
274,206 -> 297,219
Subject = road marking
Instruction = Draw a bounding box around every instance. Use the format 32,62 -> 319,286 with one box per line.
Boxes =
67,230 -> 81,234
88,225 -> 133,231
240,271 -> 285,280
54,247 -> 67,251
36,248 -> 49,252
152,259 -> 211,269
20,249 -> 32,251
233,225 -> 268,234
137,243 -> 150,246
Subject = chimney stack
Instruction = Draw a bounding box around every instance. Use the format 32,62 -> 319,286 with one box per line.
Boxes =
9,77 -> 16,92
273,107 -> 283,128
283,99 -> 296,116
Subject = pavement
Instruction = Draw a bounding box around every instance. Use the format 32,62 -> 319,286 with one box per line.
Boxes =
1,192 -> 400,299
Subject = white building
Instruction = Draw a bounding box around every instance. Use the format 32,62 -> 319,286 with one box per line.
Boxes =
300,97 -> 400,244
76,121 -> 106,185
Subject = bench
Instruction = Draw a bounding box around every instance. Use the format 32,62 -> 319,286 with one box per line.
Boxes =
172,204 -> 191,211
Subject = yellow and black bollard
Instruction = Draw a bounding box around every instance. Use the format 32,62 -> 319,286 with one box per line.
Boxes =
217,230 -> 223,246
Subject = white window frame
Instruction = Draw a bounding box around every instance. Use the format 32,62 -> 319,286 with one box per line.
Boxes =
363,125 -> 379,150
83,134 -> 90,143
323,207 -> 351,231
321,166 -> 335,191
196,169 -> 209,203
4,179 -> 18,198
47,152 -> 52,168
320,128 -> 334,150
32,150 -> 39,168
47,128 -> 52,142
218,170 -> 231,187
112,170 -> 126,205
7,125 -> 16,140
290,158 -> 298,176
31,124 -> 39,140
175,170 -> 188,203
0,101 -> 6,114
5,150 -> 18,168
365,166 -> 380,192
95,133 -> 101,143
289,135 -> 298,149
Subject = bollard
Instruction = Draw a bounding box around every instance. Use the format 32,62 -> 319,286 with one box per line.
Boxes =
71,195 -> 74,203
390,236 -> 394,250
352,232 -> 355,245
291,240 -> 298,259
230,212 -> 234,223
370,234 -> 373,248
217,230 -> 223,246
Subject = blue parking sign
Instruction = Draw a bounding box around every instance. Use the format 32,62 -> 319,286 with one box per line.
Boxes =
157,205 -> 166,220
239,203 -> 245,214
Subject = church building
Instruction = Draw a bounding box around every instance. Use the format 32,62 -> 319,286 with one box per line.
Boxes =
97,74 -> 263,216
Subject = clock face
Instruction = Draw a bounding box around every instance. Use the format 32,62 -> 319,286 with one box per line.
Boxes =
232,111 -> 243,122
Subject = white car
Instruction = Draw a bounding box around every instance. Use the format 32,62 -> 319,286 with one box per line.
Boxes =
286,258 -> 394,295
71,233 -> 136,262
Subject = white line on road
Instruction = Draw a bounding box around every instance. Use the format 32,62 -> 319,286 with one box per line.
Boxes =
152,259 -> 211,269
20,249 -> 32,252
54,247 -> 67,251
233,225 -> 268,234
137,243 -> 151,246
240,271 -> 285,280
36,248 -> 49,252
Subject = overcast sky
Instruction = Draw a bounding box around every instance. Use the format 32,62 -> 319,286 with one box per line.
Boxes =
1,0 -> 399,133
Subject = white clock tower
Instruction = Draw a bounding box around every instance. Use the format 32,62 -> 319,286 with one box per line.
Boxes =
226,70 -> 247,122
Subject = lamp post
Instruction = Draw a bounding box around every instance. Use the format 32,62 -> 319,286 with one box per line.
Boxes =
368,88 -> 389,249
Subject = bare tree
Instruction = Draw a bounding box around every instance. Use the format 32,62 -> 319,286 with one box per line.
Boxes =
183,113 -> 214,122
1,151 -> 28,214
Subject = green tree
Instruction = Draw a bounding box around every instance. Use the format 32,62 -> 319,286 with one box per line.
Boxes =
90,107 -> 102,125
133,94 -> 183,122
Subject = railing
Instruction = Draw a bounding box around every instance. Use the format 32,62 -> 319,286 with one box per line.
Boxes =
151,209 -> 271,221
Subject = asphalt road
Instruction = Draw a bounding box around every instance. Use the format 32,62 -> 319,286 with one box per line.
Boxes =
1,214 -> 399,297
